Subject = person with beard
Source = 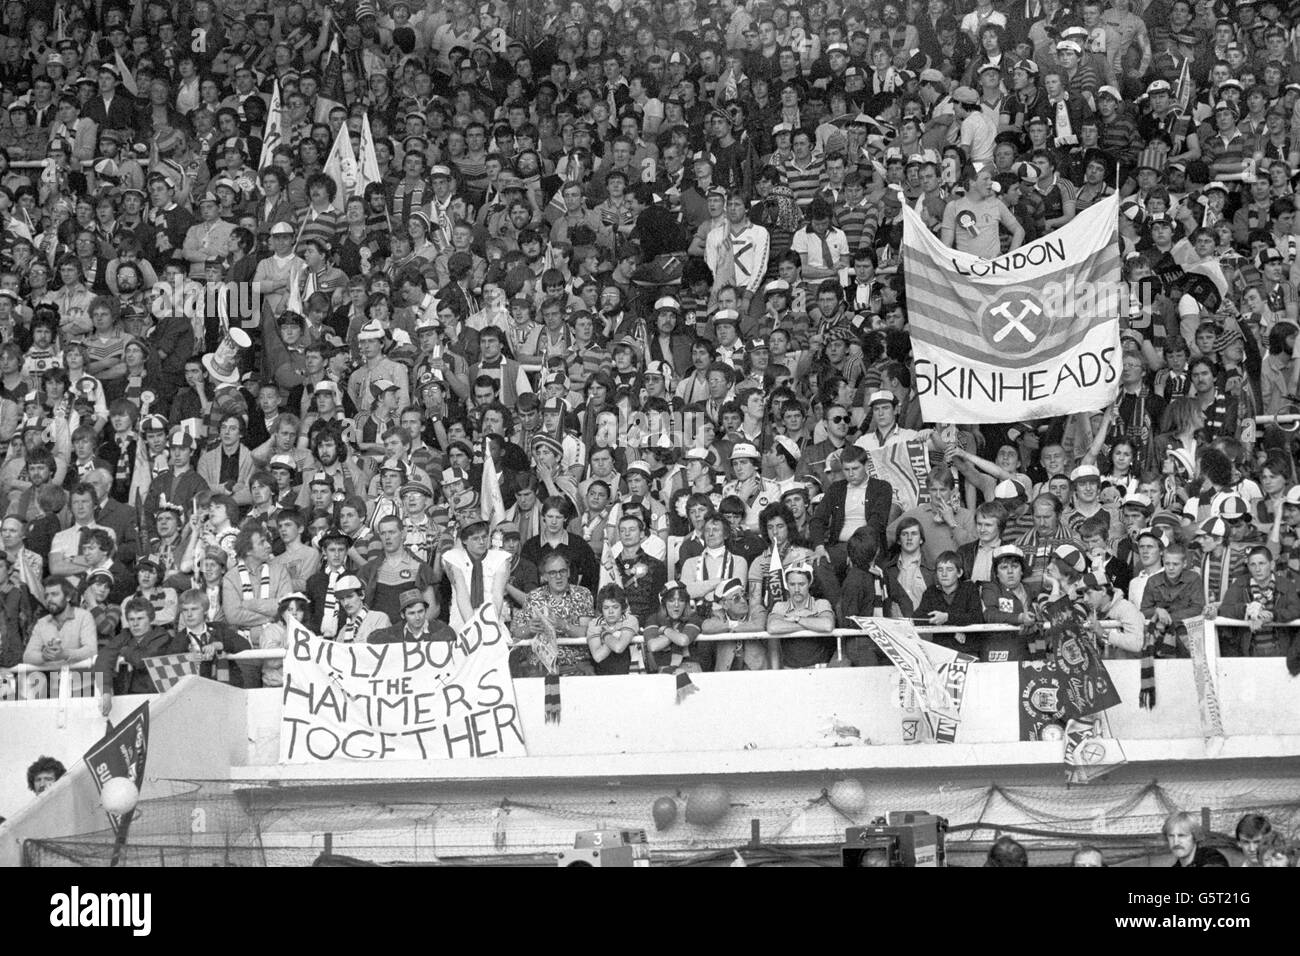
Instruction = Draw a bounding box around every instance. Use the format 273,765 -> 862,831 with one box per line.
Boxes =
296,428 -> 365,508
24,577 -> 97,667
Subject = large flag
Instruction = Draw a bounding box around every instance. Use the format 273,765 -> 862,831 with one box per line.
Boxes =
279,604 -> 526,763
258,80 -> 283,171
323,123 -> 362,214
481,438 -> 507,527
900,194 -> 1122,424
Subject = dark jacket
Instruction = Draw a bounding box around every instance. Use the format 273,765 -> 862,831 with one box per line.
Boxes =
956,539 -> 1001,582
370,620 -> 457,643
305,563 -> 358,634
916,581 -> 985,654
0,585 -> 34,668
1219,571 -> 1300,621
1139,567 -> 1205,623
146,314 -> 196,392
810,477 -> 894,550
520,533 -> 601,594
97,497 -> 142,566
84,93 -> 138,136
95,626 -> 189,694
174,620 -> 256,687
884,556 -> 935,618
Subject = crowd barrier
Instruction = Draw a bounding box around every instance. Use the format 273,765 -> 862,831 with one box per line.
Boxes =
2,617 -> 1265,692
220,619 -> 1136,661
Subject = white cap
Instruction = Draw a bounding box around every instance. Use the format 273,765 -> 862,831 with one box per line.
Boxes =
994,479 -> 1023,499
654,296 -> 681,312
357,321 -> 386,341
772,435 -> 801,461
729,442 -> 761,461
1069,464 -> 1101,482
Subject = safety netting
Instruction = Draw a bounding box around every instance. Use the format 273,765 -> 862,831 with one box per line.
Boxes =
20,770 -> 1300,866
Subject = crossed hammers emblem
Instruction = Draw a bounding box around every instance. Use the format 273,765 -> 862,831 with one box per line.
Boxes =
989,299 -> 1042,343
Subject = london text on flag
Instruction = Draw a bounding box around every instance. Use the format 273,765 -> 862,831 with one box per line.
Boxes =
900,194 -> 1122,424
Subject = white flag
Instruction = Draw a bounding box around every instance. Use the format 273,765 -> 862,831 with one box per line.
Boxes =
357,113 -> 382,196
322,123 -> 361,213
259,80 -> 283,171
114,49 -> 138,96
481,438 -> 507,528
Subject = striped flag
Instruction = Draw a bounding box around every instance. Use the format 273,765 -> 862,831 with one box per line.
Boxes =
258,80 -> 283,171
143,654 -> 201,694
480,438 -> 507,528
900,193 -> 1122,424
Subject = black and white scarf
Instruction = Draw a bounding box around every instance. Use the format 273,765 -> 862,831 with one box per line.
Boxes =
321,567 -> 342,638
237,561 -> 271,601
338,606 -> 368,643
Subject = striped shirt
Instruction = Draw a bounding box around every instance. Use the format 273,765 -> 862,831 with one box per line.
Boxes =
1098,113 -> 1142,165
1203,129 -> 1249,182
784,155 -> 827,209
294,207 -> 341,254
835,198 -> 880,255
84,330 -> 129,370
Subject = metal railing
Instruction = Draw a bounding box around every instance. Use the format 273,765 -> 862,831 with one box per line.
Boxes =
220,621 -> 1129,663
3,617 -> 1262,684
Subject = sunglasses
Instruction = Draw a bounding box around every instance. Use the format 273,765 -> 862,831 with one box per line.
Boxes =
829,415 -> 850,424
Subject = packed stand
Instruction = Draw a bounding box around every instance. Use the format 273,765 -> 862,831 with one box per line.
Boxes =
0,0 -> 1297,694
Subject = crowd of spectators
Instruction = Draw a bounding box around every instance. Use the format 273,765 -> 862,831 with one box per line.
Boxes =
0,0 -> 1299,696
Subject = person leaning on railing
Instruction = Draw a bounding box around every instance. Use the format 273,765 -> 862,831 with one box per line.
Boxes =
1139,542 -> 1206,658
1081,572 -> 1146,660
703,577 -> 772,671
1216,545 -> 1300,661
765,563 -> 835,668
916,551 -> 985,654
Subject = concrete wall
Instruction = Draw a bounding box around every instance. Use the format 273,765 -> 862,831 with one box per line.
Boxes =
3,660 -> 1300,863
0,679 -> 248,867
244,659 -> 1300,765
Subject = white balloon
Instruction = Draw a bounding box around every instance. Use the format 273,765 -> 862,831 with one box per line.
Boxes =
101,777 -> 139,816
828,778 -> 869,815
